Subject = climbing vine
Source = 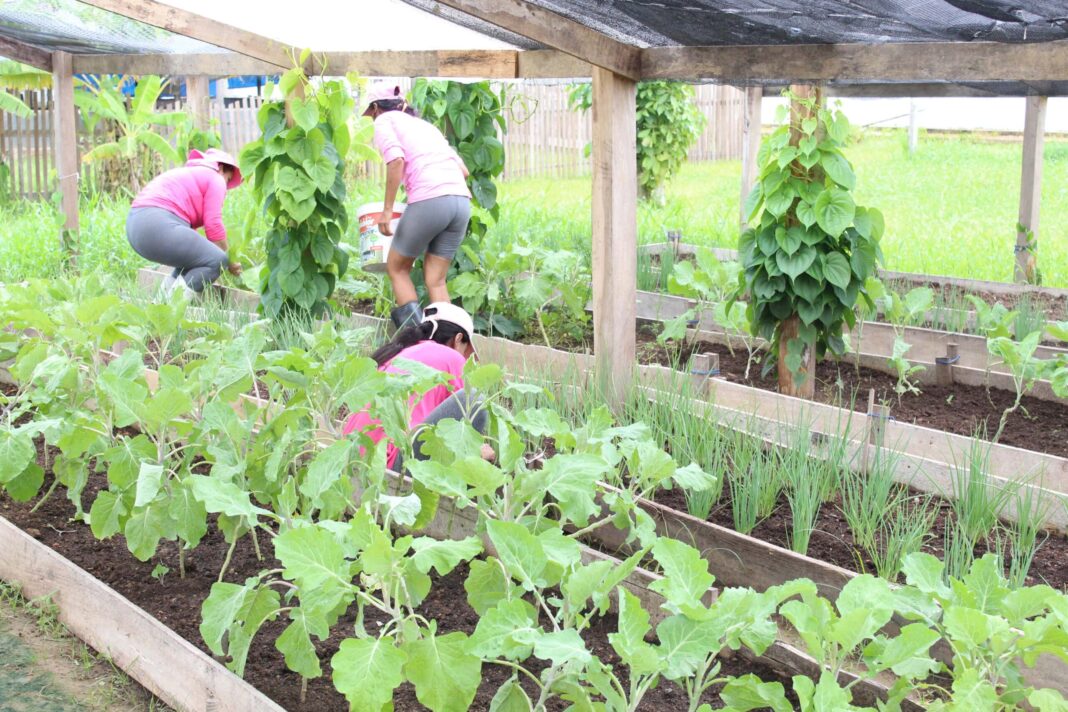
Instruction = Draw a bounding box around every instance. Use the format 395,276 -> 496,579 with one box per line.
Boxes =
736,91 -> 884,390
239,57 -> 353,317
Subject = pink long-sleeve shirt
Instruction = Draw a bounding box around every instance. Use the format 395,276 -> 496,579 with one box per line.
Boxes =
342,341 -> 467,470
131,163 -> 228,241
373,111 -> 471,204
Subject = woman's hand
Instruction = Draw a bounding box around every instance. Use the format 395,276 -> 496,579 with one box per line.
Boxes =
480,443 -> 496,462
228,262 -> 243,277
378,212 -> 394,237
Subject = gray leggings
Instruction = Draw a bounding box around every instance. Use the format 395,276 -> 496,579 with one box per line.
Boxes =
127,207 -> 228,292
395,389 -> 487,472
390,195 -> 471,260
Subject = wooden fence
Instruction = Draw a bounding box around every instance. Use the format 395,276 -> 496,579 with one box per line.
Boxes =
0,82 -> 746,198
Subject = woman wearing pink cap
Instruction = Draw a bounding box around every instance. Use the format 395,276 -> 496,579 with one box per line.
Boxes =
126,148 -> 244,296
363,82 -> 472,329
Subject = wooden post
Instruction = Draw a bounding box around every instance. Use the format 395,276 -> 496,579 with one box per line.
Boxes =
690,352 -> 720,377
1016,95 -> 1047,284
776,85 -> 821,399
739,86 -> 762,228
185,75 -> 210,131
868,402 -> 890,449
591,67 -> 637,406
907,99 -> 919,154
936,342 -> 959,387
51,51 -> 78,257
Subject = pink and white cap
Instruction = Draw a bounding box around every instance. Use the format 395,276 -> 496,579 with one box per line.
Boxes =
423,301 -> 479,360
362,82 -> 404,115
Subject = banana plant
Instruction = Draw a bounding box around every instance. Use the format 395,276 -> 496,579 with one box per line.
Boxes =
0,59 -> 50,118
75,74 -> 191,192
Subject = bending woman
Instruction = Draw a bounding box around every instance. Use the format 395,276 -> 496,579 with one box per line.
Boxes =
343,302 -> 493,471
126,148 -> 244,296
363,83 -> 472,329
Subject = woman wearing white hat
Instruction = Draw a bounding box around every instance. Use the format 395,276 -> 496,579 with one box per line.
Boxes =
362,82 -> 472,329
126,148 -> 244,296
342,302 -> 493,471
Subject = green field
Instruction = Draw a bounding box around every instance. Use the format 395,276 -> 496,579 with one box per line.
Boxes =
1,130 -> 1066,287
498,131 -> 1068,287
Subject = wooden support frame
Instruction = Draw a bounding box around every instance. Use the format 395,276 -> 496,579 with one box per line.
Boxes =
642,40 -> 1068,83
591,67 -> 638,405
432,0 -> 641,79
0,35 -> 52,71
51,51 -> 78,237
75,0 -> 292,68
185,75 -> 210,131
1016,95 -> 1047,284
739,86 -> 762,228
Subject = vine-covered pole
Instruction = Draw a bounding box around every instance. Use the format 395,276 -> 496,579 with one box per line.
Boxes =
777,84 -> 823,398
591,67 -> 638,406
1015,95 -> 1047,284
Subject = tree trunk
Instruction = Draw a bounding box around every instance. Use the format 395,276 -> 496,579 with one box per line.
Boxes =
778,314 -> 816,398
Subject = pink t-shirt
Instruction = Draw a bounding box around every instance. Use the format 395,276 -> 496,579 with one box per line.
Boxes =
342,341 -> 467,469
373,111 -> 471,204
131,163 -> 228,241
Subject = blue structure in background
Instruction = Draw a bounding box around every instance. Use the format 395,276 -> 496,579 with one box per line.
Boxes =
107,76 -> 279,101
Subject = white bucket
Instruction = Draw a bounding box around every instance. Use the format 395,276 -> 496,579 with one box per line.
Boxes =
357,202 -> 405,273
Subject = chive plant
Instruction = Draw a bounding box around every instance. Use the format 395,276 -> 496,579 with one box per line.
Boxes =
1003,485 -> 1052,587
840,447 -> 904,553
869,494 -> 936,581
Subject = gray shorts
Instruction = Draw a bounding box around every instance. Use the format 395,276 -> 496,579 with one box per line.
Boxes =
390,194 -> 471,261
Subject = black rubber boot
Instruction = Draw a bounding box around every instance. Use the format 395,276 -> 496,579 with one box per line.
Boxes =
390,301 -> 423,330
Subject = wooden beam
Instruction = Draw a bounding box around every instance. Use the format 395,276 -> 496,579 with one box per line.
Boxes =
75,0 -> 292,68
185,75 -> 210,131
1016,95 -> 1047,283
0,35 -> 52,71
432,0 -> 641,80
739,86 -> 762,229
74,51 -> 273,76
642,41 -> 1068,83
516,49 -> 591,78
313,50 -> 517,78
591,67 -> 637,405
52,51 -> 78,238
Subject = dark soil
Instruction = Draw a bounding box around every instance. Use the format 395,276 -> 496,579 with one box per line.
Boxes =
652,483 -> 1068,592
634,322 -> 1068,460
1,432 -> 801,711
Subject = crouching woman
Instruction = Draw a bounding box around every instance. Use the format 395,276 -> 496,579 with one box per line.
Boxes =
343,302 -> 494,470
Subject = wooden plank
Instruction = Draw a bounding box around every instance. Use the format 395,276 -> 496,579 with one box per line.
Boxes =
739,85 -> 762,228
641,41 -> 1068,83
1016,96 -> 1047,284
516,49 -> 591,78
76,0 -> 292,68
0,34 -> 52,71
0,517 -> 285,712
591,67 -> 638,404
433,0 -> 641,80
51,52 -> 77,234
185,75 -> 211,131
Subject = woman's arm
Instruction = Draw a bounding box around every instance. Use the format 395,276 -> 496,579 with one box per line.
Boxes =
379,158 -> 405,236
202,178 -> 228,244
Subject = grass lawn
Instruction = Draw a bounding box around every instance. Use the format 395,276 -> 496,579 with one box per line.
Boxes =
497,130 -> 1068,287
1,129 -> 1066,287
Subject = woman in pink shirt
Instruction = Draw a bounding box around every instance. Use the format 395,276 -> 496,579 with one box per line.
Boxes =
362,83 -> 472,330
343,302 -> 493,471
126,148 -> 244,296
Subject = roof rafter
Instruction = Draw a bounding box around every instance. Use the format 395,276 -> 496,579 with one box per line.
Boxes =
0,35 -> 53,71
430,0 -> 640,80
75,0 -> 293,69
641,41 -> 1068,83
